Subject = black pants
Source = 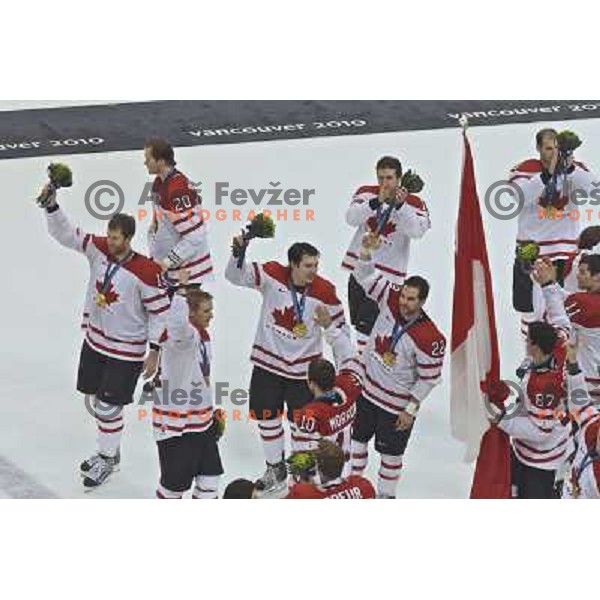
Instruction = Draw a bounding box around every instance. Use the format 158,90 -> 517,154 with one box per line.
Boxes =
511,450 -> 560,499
352,395 -> 414,456
157,429 -> 223,493
249,366 -> 313,421
348,274 -> 380,336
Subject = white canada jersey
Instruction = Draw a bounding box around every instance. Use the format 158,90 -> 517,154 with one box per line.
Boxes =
499,284 -> 571,470
509,159 -> 596,260
564,291 -> 600,403
342,185 -> 430,285
148,169 -> 214,284
350,258 -> 446,414
153,295 -> 214,441
225,256 -> 352,380
46,206 -> 169,361
560,369 -> 600,499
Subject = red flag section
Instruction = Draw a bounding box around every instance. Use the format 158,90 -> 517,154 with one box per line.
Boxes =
450,130 -> 511,499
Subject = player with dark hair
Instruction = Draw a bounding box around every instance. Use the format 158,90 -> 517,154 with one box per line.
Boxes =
37,180 -> 169,488
225,234 -> 351,495
223,479 -> 258,499
342,155 -> 431,354
291,354 -> 361,476
349,232 -> 446,498
143,138 -> 214,392
563,225 -> 600,293
491,259 -> 573,498
144,138 -> 213,288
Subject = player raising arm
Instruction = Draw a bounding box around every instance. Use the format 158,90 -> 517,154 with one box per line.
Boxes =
37,174 -> 169,489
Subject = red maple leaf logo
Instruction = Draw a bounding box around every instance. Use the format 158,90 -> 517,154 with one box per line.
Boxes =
367,216 -> 396,238
95,280 -> 120,306
272,305 -> 296,332
374,334 -> 392,356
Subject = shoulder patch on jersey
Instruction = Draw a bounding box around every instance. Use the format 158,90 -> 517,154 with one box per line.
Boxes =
124,254 -> 163,287
386,286 -> 402,319
91,236 -> 110,256
565,292 -> 600,328
309,274 -> 339,305
262,261 -> 290,286
511,158 -> 543,174
409,314 -> 447,356
354,185 -> 379,197
404,194 -> 427,211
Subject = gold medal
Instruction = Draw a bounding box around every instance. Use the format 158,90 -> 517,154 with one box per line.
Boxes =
382,351 -> 396,366
95,292 -> 107,308
293,322 -> 308,338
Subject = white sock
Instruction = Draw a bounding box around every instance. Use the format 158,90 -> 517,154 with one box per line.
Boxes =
156,483 -> 183,499
93,396 -> 123,458
192,475 -> 220,499
290,422 -> 314,453
377,454 -> 403,497
258,418 -> 285,465
351,440 -> 368,475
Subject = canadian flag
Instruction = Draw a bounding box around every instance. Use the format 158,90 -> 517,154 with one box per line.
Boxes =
451,128 -> 512,499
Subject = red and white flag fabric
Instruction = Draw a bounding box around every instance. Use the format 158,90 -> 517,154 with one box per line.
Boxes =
450,127 -> 512,499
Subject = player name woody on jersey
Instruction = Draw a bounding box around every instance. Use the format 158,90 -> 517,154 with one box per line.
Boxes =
225,257 -> 352,380
509,159 -> 597,261
286,475 -> 376,499
351,259 -> 446,414
291,370 -> 361,467
149,169 -> 214,284
46,207 -> 169,361
153,295 -> 215,441
341,185 -> 431,285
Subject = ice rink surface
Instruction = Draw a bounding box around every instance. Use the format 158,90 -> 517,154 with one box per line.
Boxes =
2,105 -> 599,498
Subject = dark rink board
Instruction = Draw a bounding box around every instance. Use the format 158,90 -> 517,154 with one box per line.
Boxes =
1,100 -> 599,160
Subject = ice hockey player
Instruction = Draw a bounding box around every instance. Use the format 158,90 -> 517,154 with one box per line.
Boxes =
559,342 -> 600,499
286,439 -> 375,499
491,259 -> 572,498
508,129 -> 597,344
291,356 -> 361,477
563,225 -> 600,294
554,254 -> 600,407
349,232 -> 446,499
144,138 -> 213,286
225,233 -> 351,496
341,156 -> 430,353
143,138 -> 214,393
152,271 -> 224,499
38,181 -> 169,488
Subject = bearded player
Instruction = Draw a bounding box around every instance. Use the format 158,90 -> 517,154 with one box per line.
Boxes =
37,180 -> 169,489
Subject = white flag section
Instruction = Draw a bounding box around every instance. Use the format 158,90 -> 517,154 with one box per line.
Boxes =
451,261 -> 494,461
450,127 -> 504,472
